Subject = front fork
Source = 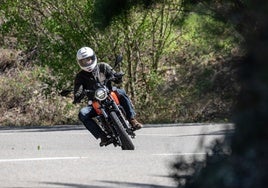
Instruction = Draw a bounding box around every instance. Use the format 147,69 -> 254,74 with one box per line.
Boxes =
112,103 -> 136,138
97,101 -> 136,139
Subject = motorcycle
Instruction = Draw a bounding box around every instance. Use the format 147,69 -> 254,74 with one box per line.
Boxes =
85,56 -> 136,150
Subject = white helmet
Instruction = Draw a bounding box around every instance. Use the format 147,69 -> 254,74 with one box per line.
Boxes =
76,47 -> 97,72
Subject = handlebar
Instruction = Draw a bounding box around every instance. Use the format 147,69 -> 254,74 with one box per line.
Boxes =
84,72 -> 124,94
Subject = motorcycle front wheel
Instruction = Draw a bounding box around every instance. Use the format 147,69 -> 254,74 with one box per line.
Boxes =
110,111 -> 135,150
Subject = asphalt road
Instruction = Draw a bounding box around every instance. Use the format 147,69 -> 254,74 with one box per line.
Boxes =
0,123 -> 234,188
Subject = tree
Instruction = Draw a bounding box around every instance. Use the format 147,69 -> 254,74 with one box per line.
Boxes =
172,1 -> 268,187
90,1 -> 183,111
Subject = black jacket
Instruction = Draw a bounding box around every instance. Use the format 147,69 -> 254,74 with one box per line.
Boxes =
73,63 -> 115,103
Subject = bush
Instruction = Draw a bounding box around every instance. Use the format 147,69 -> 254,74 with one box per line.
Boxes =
0,66 -> 79,126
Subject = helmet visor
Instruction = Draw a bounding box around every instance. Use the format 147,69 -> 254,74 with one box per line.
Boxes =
78,56 -> 96,68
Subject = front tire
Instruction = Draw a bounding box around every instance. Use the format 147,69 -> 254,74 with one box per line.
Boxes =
110,111 -> 135,150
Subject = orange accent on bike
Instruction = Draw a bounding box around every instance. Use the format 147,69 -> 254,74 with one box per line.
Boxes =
92,101 -> 102,115
111,91 -> 120,105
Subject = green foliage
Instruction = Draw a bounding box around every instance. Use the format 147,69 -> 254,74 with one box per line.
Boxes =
195,67 -> 214,94
110,2 -> 181,104
92,0 -> 161,28
1,0 -> 96,89
1,0 -> 181,93
180,12 -> 238,56
0,0 -> 241,125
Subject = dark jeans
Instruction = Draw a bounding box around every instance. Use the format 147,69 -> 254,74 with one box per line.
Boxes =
78,88 -> 136,139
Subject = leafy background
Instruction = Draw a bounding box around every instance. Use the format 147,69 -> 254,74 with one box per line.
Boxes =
0,0 -> 241,125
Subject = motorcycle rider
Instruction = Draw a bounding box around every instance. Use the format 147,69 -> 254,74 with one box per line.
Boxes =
73,47 -> 143,146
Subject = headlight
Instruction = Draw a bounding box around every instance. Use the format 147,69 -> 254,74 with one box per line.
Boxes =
95,88 -> 107,101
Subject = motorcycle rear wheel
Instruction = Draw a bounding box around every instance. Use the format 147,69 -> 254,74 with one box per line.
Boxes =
110,111 -> 135,150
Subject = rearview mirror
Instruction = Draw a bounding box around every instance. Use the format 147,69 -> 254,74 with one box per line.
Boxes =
115,55 -> 123,64
114,55 -> 123,69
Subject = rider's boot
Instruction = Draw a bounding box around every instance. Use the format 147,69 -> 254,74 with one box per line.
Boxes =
129,118 -> 143,130
99,136 -> 113,147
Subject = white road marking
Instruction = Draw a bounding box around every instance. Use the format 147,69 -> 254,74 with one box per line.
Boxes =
0,132 -> 88,136
0,156 -> 88,163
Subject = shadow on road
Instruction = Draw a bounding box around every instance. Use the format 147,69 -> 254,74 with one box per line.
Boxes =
99,180 -> 175,188
41,182 -> 104,188
173,129 -> 234,137
41,181 -> 175,188
0,125 -> 86,133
